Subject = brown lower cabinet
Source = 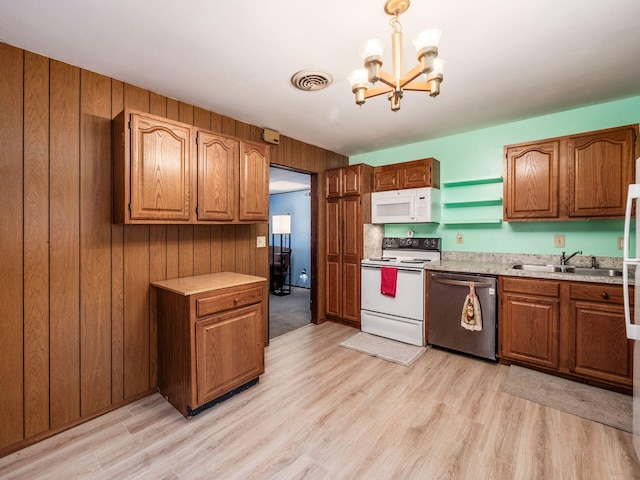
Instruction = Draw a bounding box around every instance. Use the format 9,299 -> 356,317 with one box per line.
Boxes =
152,273 -> 266,417
499,276 -> 633,394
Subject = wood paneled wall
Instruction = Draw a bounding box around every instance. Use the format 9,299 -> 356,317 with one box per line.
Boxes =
0,42 -> 347,456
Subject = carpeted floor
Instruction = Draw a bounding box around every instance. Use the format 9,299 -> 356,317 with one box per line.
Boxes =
502,365 -> 632,432
269,287 -> 311,339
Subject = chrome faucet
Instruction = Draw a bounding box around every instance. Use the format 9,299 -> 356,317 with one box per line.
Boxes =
560,250 -> 582,265
590,255 -> 598,269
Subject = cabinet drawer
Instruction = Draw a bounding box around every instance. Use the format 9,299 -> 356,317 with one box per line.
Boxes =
501,277 -> 560,297
196,284 -> 263,318
569,282 -> 628,305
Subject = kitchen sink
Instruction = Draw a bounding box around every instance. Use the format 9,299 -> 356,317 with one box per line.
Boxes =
572,267 -> 623,277
511,264 -> 622,277
511,264 -> 575,273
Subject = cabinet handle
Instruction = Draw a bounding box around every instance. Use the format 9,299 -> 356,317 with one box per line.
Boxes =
601,292 -> 609,299
234,298 -> 239,304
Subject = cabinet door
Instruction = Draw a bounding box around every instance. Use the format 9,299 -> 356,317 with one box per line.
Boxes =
197,131 -> 238,221
566,126 -> 636,218
401,163 -> 430,189
325,168 -> 342,198
568,300 -> 632,388
500,292 -> 560,369
374,167 -> 400,192
195,304 -> 263,407
325,198 -> 342,318
239,142 -> 269,221
342,165 -> 362,196
504,141 -> 559,220
130,113 -> 192,221
342,196 -> 363,325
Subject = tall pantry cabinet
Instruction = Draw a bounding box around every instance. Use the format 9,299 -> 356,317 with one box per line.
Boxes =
325,164 -> 373,326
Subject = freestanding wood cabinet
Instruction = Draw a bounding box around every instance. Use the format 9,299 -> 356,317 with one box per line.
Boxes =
113,109 -> 269,224
373,157 -> 440,192
504,124 -> 637,221
325,164 -> 373,327
499,276 -> 633,394
152,272 -> 266,417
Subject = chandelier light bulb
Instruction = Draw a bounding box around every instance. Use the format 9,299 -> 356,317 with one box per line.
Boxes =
348,69 -> 369,88
429,58 -> 445,77
426,58 -> 444,97
348,69 -> 369,105
412,29 -> 442,51
359,39 -> 385,60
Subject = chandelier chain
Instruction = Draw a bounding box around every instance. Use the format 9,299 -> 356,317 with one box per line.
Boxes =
390,14 -> 402,33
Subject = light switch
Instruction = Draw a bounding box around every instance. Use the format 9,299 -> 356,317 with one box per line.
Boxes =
554,234 -> 565,248
256,236 -> 266,248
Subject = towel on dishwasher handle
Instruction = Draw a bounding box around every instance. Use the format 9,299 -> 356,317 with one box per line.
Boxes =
461,281 -> 482,331
380,267 -> 398,297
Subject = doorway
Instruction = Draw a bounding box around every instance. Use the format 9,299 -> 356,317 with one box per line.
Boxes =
268,166 -> 316,340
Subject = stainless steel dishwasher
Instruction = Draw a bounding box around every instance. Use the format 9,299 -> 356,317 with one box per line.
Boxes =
428,271 -> 497,361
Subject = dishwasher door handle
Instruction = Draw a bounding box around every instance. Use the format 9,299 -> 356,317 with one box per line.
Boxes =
430,277 -> 494,288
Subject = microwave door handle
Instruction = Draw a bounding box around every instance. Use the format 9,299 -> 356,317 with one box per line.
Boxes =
409,197 -> 415,219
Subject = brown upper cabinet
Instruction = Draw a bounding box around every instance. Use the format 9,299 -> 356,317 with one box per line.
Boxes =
504,124 -> 638,221
373,158 -> 440,192
113,109 -> 269,224
325,164 -> 371,198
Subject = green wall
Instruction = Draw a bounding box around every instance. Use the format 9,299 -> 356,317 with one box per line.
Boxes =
350,95 -> 640,257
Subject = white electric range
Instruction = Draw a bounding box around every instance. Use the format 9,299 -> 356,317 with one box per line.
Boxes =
360,237 -> 441,346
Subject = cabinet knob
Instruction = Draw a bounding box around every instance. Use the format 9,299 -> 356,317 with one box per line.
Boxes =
234,298 -> 239,303
601,292 -> 609,299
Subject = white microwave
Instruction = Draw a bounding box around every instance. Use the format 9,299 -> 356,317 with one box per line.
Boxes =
371,187 -> 440,224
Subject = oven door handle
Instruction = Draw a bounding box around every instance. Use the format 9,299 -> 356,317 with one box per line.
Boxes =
430,277 -> 493,288
361,265 -> 424,274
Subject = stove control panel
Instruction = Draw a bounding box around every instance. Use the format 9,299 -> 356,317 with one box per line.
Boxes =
382,237 -> 441,251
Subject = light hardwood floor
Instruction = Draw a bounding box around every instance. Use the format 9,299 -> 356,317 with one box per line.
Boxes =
1,322 -> 639,479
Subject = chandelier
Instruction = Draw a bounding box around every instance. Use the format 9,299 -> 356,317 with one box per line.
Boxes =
348,0 -> 444,112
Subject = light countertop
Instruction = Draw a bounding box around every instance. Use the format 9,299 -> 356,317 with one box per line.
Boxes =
151,272 -> 267,296
425,259 -> 628,285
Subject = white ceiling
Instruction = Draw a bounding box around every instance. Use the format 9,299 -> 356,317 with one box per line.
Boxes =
2,0 -> 640,157
269,167 -> 310,194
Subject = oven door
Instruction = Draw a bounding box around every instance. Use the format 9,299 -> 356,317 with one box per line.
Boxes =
361,264 -> 425,321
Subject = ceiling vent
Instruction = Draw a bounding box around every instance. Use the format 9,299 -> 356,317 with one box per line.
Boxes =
291,69 -> 333,91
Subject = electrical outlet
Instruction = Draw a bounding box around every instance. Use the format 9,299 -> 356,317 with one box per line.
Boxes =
256,236 -> 266,248
618,236 -> 624,250
554,234 -> 565,248
456,231 -> 463,244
